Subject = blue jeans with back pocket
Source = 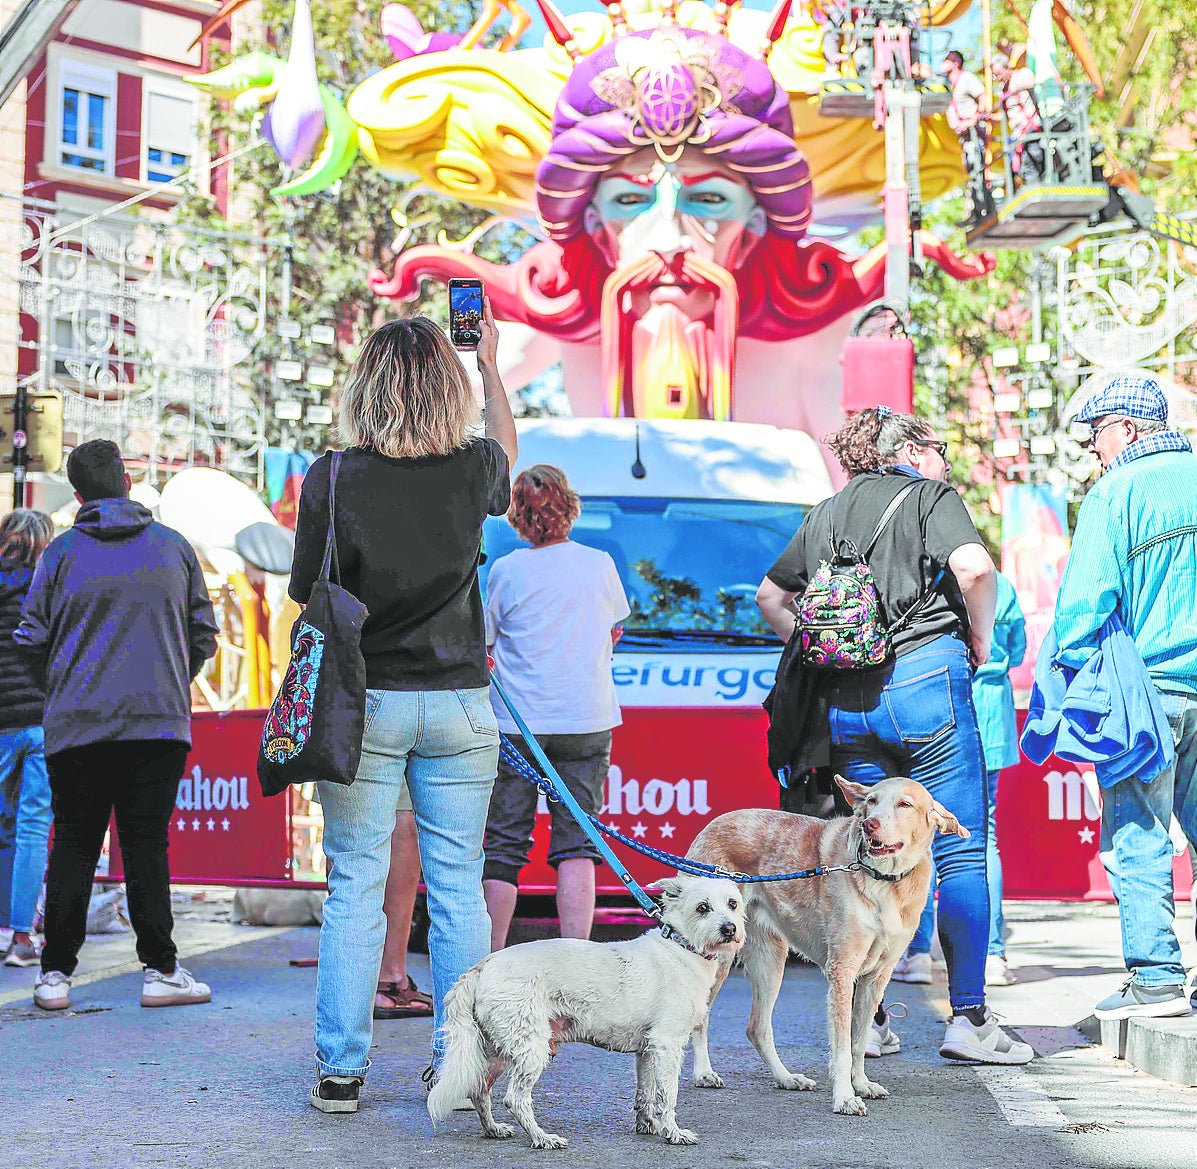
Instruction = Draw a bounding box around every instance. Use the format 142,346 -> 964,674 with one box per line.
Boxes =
825,634 -> 989,1012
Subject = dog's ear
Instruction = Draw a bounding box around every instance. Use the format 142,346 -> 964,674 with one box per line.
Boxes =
833,774 -> 872,808
929,800 -> 971,839
646,877 -> 685,902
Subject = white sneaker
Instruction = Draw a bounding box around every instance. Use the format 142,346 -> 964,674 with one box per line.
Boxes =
940,1007 -> 1033,1064
891,952 -> 933,984
985,955 -> 1017,986
866,1016 -> 901,1057
141,965 -> 211,1007
34,970 -> 71,1011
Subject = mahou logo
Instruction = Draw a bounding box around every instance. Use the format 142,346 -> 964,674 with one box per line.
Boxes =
1043,770 -> 1100,821
601,765 -> 711,817
176,764 -> 251,813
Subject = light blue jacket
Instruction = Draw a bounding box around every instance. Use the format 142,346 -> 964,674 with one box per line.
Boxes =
1021,617 -> 1175,787
1054,449 -> 1197,696
971,573 -> 1026,772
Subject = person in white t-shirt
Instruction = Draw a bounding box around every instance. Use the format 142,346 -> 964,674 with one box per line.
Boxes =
482,464 -> 630,949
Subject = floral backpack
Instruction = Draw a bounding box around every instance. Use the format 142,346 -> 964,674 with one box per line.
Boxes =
796,482 -> 922,670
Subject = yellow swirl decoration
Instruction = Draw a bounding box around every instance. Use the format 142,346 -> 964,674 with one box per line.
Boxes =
347,49 -> 567,217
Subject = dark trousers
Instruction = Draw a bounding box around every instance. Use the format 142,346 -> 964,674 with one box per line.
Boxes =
41,740 -> 188,977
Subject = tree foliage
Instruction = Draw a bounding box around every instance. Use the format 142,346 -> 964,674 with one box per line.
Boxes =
909,1 -> 1195,555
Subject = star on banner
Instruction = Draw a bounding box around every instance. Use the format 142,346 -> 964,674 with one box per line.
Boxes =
206,818 -> 216,831
631,822 -> 647,839
191,818 -> 201,831
1078,826 -> 1095,844
176,818 -> 186,831
659,822 -> 676,839
221,818 -> 231,831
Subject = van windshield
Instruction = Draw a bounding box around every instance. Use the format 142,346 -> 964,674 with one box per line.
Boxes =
480,497 -> 809,647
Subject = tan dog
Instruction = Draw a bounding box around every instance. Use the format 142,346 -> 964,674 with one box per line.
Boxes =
686,775 -> 969,1116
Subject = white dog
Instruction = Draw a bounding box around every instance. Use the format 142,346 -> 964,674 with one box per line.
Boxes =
427,875 -> 745,1149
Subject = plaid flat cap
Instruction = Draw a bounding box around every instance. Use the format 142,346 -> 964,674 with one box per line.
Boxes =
1074,375 -> 1169,423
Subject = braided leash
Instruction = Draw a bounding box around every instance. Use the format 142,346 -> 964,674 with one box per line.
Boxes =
498,730 -> 865,885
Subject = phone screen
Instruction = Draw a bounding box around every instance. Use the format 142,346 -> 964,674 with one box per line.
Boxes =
449,280 -> 484,349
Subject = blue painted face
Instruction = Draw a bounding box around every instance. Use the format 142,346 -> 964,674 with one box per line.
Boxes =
594,171 -> 761,226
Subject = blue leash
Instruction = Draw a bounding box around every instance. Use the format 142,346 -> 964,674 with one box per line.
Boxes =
490,676 -> 711,957
489,677 -> 864,895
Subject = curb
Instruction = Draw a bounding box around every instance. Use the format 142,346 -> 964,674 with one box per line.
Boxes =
1077,1012 -> 1197,1087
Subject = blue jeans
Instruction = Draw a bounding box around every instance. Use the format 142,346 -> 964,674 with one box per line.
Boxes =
909,768 -> 1005,958
0,726 -> 52,933
1099,691 -> 1197,988
315,687 -> 498,1078
826,635 -> 990,1012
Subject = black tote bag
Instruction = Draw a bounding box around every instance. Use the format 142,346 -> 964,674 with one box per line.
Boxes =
257,451 -> 369,796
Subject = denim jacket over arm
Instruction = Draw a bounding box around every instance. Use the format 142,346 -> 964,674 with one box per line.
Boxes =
1021,619 -> 1175,788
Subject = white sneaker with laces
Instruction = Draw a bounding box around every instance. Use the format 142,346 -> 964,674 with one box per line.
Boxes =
940,1007 -> 1033,1064
34,969 -> 71,1011
866,1017 -> 901,1057
890,952 -> 933,984
141,965 -> 211,1007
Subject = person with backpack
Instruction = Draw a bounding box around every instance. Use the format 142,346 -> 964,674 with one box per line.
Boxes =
755,407 -> 1033,1066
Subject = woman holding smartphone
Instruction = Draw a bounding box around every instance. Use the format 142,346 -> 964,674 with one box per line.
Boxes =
289,297 -> 517,1114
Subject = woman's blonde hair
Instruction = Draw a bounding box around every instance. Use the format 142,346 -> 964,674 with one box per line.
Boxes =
508,464 -> 581,546
337,317 -> 477,458
0,508 -> 54,567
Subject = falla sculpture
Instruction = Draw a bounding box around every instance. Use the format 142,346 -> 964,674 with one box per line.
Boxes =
193,0 -> 995,434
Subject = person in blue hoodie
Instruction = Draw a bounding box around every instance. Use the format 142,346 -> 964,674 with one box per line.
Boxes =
1054,375 -> 1197,1021
14,440 -> 219,1014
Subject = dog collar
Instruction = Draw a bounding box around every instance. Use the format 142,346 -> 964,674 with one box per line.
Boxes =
854,838 -> 918,883
657,922 -> 717,961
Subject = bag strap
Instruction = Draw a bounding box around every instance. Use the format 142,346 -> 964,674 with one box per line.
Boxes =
318,450 -> 343,585
889,568 -> 946,634
829,480 -> 919,562
861,482 -> 919,560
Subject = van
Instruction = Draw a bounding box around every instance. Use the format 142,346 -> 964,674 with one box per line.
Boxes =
480,417 -> 833,895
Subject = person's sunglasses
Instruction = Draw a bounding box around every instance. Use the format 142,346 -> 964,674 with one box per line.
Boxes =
1087,418 -> 1124,446
917,440 -> 949,459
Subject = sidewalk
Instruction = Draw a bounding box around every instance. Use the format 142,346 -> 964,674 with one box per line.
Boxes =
967,900 -> 1197,1086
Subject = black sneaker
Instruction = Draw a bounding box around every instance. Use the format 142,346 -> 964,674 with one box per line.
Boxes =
1094,978 -> 1190,1020
310,1075 -> 363,1113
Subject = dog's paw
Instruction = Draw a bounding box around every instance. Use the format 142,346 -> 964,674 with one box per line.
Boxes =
484,1123 -> 517,1140
635,1115 -> 661,1135
775,1072 -> 817,1091
693,1071 -> 724,1089
531,1133 -> 569,1150
833,1094 -> 868,1116
663,1127 -> 699,1145
853,1078 -> 889,1100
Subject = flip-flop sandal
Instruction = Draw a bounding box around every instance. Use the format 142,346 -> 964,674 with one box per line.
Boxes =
373,977 -> 434,1020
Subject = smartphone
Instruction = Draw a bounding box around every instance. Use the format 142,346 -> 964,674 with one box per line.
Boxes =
448,278 -> 484,350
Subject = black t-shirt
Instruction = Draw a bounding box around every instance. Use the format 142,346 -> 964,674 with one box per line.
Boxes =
290,440 -> 511,691
766,470 -> 983,657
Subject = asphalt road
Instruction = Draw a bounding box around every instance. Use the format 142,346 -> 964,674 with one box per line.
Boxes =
2,925 -> 1194,1169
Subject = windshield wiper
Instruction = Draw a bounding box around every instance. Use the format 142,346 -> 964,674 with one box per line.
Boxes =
619,627 -> 779,647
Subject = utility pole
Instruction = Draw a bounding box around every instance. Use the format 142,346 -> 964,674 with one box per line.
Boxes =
10,381 -> 27,509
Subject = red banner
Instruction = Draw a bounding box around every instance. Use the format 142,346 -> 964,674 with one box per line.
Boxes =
108,711 -> 292,884
522,708 -> 778,895
123,708 -> 1192,904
